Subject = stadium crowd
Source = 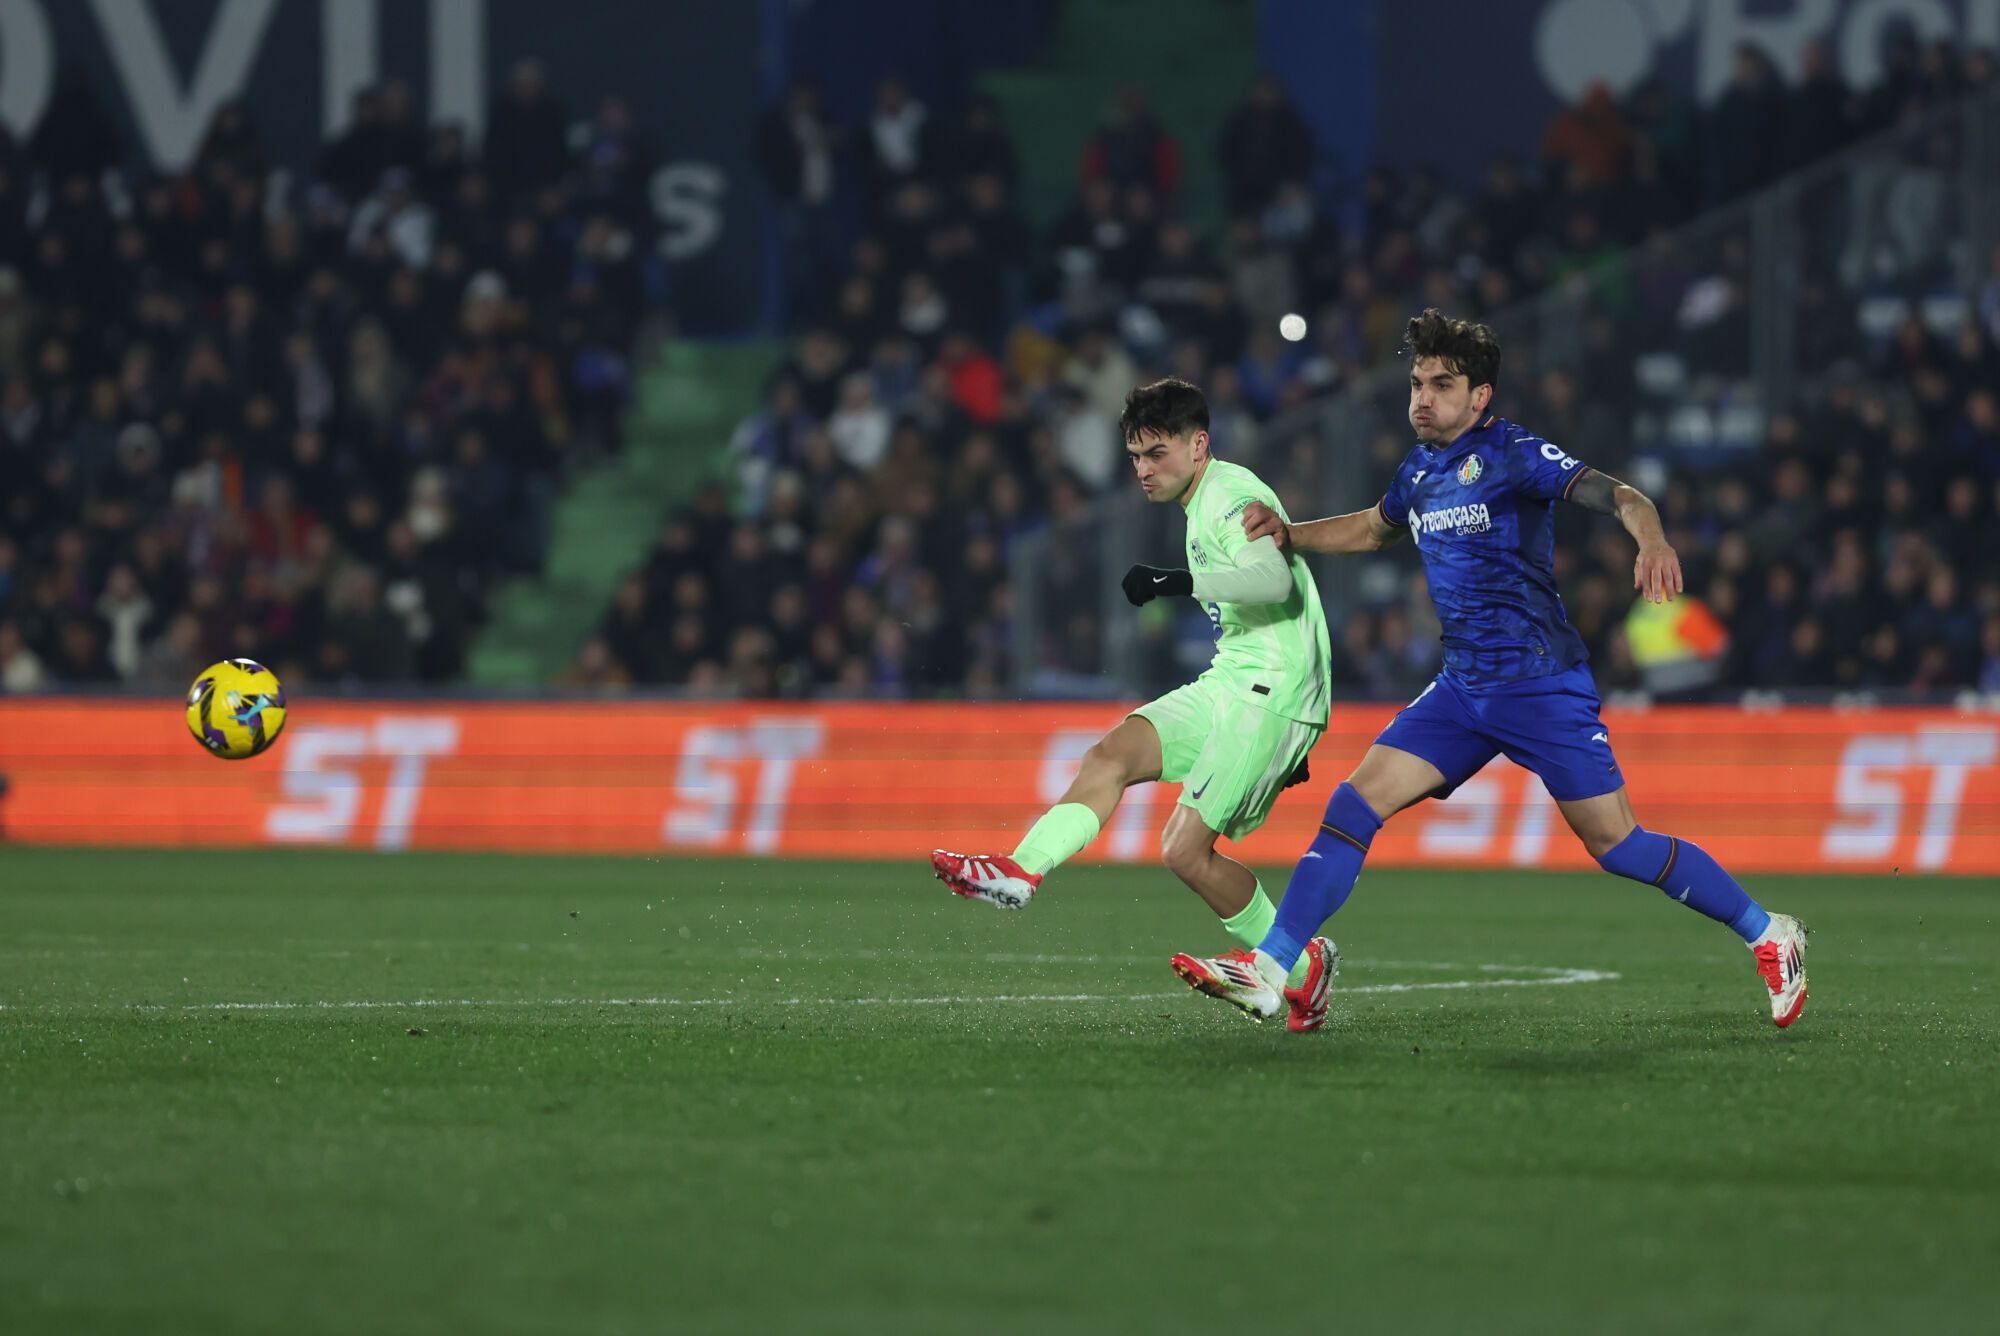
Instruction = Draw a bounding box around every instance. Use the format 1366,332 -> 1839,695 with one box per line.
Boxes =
0,61 -> 653,692
591,35 -> 2000,700
2,36 -> 1997,702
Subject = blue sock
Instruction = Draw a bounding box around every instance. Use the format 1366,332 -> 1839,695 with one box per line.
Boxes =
1260,783 -> 1382,970
1597,827 -> 1771,943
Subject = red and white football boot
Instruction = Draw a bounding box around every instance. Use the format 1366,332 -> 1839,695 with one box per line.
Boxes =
930,850 -> 1042,910
1169,948 -> 1284,1021
1284,936 -> 1341,1033
1751,913 -> 1809,1028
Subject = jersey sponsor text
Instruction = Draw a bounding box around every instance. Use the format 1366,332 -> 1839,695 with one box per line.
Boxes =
1414,502 -> 1493,537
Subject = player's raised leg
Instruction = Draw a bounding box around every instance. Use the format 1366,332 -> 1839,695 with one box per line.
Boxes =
1559,787 -> 1808,1027
931,714 -> 1161,909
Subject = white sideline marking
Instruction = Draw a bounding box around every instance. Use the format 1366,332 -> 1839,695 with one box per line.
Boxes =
0,966 -> 1619,1013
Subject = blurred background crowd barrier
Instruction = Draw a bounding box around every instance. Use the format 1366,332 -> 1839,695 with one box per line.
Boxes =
4,698 -> 1995,873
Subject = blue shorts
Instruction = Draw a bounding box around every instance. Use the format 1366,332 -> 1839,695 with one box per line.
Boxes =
1374,665 -> 1625,803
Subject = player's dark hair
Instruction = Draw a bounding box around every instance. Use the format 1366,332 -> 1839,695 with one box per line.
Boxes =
1119,377 -> 1210,443
1403,309 -> 1501,391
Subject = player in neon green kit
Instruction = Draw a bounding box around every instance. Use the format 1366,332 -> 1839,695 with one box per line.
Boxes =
932,378 -> 1343,1030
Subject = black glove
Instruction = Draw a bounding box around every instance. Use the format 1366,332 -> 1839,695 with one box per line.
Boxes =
1122,564 -> 1193,607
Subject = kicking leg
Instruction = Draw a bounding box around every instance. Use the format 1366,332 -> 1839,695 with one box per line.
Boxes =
932,716 -> 1162,909
1561,788 -> 1808,1027
1024,715 -> 1163,865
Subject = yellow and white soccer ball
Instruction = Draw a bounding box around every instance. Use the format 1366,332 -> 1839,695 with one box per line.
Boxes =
185,658 -> 289,760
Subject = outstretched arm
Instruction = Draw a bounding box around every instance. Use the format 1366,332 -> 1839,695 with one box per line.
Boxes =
1122,536 -> 1292,607
1190,535 -> 1291,603
1241,500 -> 1405,555
1568,470 -> 1683,604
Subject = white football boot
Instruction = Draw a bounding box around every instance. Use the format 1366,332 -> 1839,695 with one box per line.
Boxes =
1169,949 -> 1286,1021
1750,913 -> 1809,1028
930,850 -> 1041,910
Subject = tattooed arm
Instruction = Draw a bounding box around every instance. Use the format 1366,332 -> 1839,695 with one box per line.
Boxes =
1567,470 -> 1684,605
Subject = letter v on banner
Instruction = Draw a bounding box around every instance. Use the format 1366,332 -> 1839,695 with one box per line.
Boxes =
89,0 -> 279,169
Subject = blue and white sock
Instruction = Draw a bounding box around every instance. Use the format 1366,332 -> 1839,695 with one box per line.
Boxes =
1597,826 -> 1771,943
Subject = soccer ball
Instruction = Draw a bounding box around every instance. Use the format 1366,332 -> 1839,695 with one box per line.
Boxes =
185,658 -> 289,760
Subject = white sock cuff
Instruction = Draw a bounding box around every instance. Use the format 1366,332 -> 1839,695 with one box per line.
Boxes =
1251,950 -> 1288,992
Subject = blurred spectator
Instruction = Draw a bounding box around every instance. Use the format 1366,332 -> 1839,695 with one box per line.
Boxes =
578,95 -> 655,225
1216,75 -> 1312,214
1627,78 -> 1698,215
757,76 -> 845,324
1541,83 -> 1633,187
1789,40 -> 1856,168
862,78 -> 937,206
827,372 -> 892,471
1706,44 -> 1787,205
320,87 -> 392,201
1951,387 -> 2000,477
941,95 -> 1020,191
29,63 -> 122,181
486,60 -> 570,205
0,618 -> 44,691
348,167 -> 436,269
1081,86 -> 1179,199
95,564 -> 153,680
321,565 -> 414,683
558,634 -> 633,691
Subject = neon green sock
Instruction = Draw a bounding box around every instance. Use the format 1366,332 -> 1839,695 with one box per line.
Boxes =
1221,883 -> 1276,950
1221,882 -> 1310,987
1012,803 -> 1102,876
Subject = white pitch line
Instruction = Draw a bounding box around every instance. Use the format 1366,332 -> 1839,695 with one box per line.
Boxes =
0,966 -> 1618,1013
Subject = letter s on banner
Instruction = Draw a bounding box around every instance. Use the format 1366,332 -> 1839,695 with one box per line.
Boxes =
266,725 -> 371,843
665,725 -> 740,848
1823,734 -> 1908,862
652,162 -> 725,261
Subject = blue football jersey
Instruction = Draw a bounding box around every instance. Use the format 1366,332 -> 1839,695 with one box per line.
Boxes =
1377,415 -> 1592,687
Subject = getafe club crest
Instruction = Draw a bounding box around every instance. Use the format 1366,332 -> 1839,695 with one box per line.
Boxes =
1456,455 -> 1484,486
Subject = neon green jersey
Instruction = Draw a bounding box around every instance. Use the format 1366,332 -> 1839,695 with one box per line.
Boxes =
1180,458 -> 1331,726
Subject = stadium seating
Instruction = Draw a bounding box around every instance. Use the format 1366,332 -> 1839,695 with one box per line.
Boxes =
649,51 -> 2000,701
2,43 -> 1996,701
0,71 -> 657,691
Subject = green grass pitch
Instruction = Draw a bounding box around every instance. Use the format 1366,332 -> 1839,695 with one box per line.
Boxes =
2,847 -> 1996,1334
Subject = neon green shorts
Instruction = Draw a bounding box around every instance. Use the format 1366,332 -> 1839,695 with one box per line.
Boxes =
1131,676 -> 1323,841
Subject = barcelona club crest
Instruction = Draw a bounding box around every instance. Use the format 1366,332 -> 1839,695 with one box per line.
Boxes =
1456,455 -> 1484,486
